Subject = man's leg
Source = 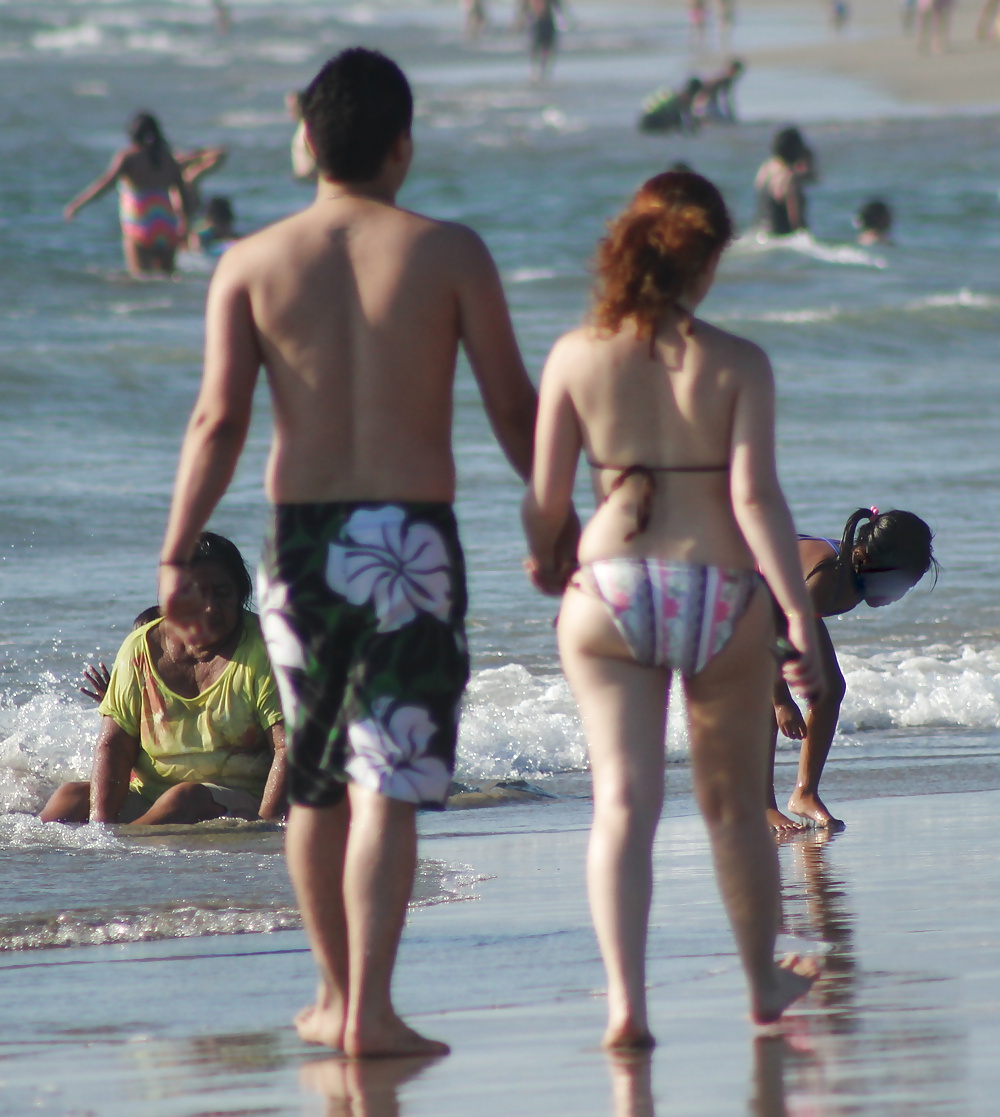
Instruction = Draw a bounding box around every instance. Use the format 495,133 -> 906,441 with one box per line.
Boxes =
285,798 -> 351,1050
39,781 -> 91,822
341,784 -> 449,1057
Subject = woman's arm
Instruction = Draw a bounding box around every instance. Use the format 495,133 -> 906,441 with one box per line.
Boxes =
728,344 -> 823,699
522,335 -> 583,595
89,716 -> 140,822
258,724 -> 288,821
64,151 -> 126,220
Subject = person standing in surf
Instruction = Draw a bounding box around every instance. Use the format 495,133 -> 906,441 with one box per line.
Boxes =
64,112 -> 193,277
157,47 -> 572,1057
523,170 -> 823,1047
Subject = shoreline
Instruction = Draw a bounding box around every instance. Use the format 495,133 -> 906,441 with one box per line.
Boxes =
5,787 -> 1000,1113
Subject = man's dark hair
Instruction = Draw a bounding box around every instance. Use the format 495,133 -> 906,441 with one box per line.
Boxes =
301,48 -> 413,182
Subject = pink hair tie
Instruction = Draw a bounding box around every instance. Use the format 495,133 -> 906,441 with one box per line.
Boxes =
870,505 -> 880,517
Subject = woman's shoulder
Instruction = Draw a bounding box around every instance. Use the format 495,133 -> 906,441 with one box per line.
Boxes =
694,318 -> 770,372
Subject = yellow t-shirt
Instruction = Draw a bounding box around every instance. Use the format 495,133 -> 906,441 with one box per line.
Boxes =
98,613 -> 283,803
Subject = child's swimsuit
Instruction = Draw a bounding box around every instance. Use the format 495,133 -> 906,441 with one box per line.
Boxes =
118,183 -> 180,250
258,501 -> 469,810
578,459 -> 759,675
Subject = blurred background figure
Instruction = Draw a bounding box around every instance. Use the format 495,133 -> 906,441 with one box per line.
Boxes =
462,0 -> 489,40
517,0 -> 565,83
285,90 -> 317,181
211,0 -> 232,34
638,77 -> 702,134
63,111 -> 193,276
917,0 -> 955,52
177,144 -> 227,216
828,0 -> 850,30
975,0 -> 1000,39
754,125 -> 816,235
689,0 -> 708,50
188,195 -> 240,256
714,0 -> 736,50
855,198 -> 893,245
694,57 -> 745,122
901,0 -> 918,31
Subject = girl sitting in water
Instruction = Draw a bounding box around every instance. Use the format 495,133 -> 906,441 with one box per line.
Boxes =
768,507 -> 936,832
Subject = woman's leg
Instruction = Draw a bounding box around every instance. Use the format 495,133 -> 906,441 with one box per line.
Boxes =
684,585 -> 816,1023
558,588 -> 670,1048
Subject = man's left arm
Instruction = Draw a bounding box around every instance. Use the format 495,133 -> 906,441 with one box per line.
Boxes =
258,724 -> 288,821
159,251 -> 262,630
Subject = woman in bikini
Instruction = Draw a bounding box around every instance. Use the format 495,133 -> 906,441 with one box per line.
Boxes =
769,508 -> 936,832
64,112 -> 193,276
523,171 -> 824,1047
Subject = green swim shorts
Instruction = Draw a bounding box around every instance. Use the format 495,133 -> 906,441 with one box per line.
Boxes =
258,502 -> 470,810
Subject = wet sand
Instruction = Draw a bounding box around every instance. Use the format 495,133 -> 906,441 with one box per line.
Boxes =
5,786 -> 1000,1115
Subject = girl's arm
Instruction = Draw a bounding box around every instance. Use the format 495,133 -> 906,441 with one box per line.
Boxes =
64,152 -> 126,220
522,334 -> 583,595
728,343 -> 823,699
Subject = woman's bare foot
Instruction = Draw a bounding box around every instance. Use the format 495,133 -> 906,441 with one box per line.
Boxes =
295,1003 -> 346,1050
344,1011 -> 450,1059
751,954 -> 819,1026
603,1020 -> 656,1051
766,806 -> 805,833
786,790 -> 845,832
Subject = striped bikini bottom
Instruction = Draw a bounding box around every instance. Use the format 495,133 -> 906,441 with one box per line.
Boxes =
579,559 -> 760,677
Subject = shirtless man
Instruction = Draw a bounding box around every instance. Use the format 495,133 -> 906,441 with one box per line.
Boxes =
157,48 -> 572,1057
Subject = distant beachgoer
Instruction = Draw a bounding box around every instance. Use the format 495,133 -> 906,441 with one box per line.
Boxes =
901,0 -> 918,31
286,91 -> 318,182
519,0 -> 564,82
917,0 -> 955,52
211,0 -> 232,34
689,0 -> 708,49
767,509 -> 936,832
975,0 -> 1000,38
694,58 -> 745,122
523,171 -> 823,1045
40,533 -> 287,826
755,127 -> 816,236
829,0 -> 850,30
638,78 -> 702,134
855,199 -> 893,245
189,196 -> 240,255
462,0 -> 489,39
714,0 -> 736,49
63,112 -> 194,276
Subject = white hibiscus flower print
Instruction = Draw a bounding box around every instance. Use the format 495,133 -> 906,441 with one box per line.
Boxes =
326,506 -> 452,633
256,568 -> 306,721
345,698 -> 451,805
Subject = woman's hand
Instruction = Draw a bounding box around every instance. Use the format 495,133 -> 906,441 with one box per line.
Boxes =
782,612 -> 825,705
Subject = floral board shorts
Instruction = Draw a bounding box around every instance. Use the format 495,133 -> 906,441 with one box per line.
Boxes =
258,502 -> 470,810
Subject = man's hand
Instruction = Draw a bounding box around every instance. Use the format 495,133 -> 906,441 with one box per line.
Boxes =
158,564 -> 208,643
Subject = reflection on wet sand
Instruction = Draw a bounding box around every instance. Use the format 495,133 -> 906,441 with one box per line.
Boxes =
300,1053 -> 443,1117
606,1050 -> 655,1117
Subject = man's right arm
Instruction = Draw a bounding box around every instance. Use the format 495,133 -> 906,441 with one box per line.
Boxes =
90,716 -> 140,823
452,228 -> 537,483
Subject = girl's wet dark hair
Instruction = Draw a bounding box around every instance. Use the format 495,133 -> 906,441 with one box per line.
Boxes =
129,112 -> 167,169
189,531 -> 253,611
809,508 -> 938,597
302,48 -> 413,182
772,126 -> 808,166
592,171 -> 734,341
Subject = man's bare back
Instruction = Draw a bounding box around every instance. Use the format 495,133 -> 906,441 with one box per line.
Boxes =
205,162 -> 535,505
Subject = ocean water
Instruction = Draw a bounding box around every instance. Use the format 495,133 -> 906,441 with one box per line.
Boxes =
1,0 -> 1000,950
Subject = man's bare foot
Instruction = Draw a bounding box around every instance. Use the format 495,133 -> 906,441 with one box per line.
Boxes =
751,954 -> 819,1026
344,1011 -> 450,1059
603,1020 -> 656,1051
786,791 -> 845,832
766,806 -> 805,833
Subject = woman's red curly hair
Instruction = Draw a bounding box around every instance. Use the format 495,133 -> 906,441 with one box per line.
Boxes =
592,171 -> 733,339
